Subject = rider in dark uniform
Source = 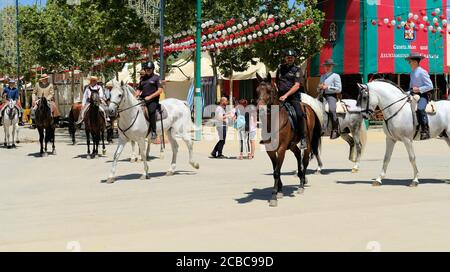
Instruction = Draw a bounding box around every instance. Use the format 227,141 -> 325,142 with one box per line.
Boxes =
138,61 -> 163,140
275,49 -> 307,149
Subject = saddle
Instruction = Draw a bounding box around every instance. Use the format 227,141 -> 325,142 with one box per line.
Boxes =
324,100 -> 349,114
142,104 -> 168,122
411,95 -> 437,114
283,102 -> 302,131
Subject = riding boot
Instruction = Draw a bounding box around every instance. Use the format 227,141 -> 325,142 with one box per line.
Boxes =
330,118 -> 340,139
420,123 -> 431,140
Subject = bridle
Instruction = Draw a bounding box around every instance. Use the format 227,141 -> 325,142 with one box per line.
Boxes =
359,83 -> 410,122
6,101 -> 17,120
110,85 -> 147,139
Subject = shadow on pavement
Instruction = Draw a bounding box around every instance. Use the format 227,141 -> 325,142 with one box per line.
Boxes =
337,178 -> 450,187
235,185 -> 299,204
100,170 -> 197,183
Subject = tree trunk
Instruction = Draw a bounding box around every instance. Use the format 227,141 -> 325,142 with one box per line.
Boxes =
71,68 -> 75,104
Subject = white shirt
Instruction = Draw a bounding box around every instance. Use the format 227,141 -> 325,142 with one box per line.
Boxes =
82,84 -> 105,106
215,105 -> 227,127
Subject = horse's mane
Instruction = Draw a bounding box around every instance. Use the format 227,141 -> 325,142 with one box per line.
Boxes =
372,79 -> 407,94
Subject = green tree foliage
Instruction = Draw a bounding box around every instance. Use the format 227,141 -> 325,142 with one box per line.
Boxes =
254,0 -> 325,70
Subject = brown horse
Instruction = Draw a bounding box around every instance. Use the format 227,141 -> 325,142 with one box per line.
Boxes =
68,103 -> 82,145
256,73 -> 322,207
84,91 -> 106,158
35,96 -> 56,156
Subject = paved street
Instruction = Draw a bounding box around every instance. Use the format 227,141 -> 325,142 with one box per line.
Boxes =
1,126 -> 450,251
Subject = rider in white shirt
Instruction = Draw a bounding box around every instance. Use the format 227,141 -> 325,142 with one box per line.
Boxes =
77,76 -> 107,124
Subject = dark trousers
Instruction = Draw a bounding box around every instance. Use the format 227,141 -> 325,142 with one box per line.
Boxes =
146,101 -> 158,133
416,93 -> 430,125
212,125 -> 227,156
286,97 -> 305,139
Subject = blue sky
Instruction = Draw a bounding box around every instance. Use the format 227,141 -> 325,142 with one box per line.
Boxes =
0,0 -> 46,8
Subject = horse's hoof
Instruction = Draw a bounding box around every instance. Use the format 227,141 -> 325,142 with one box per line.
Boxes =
102,149 -> 106,156
130,157 -> 137,163
276,192 -> 283,199
140,174 -> 150,180
16,141 -> 20,144
42,152 -> 48,157
160,153 -> 165,160
315,169 -> 322,175
269,199 -> 278,207
3,143 -> 6,147
12,144 -> 16,148
372,180 -> 382,187
352,168 -> 359,173
190,162 -> 200,169
409,181 -> 419,187
297,187 -> 305,194
52,150 -> 56,155
72,142 -> 76,145
7,145 -> 12,149
87,155 -> 91,160
166,171 -> 175,176
304,177 -> 309,185
106,177 -> 115,184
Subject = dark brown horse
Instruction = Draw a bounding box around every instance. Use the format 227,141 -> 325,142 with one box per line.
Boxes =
69,103 -> 113,145
84,91 -> 106,158
35,96 -> 55,156
256,73 -> 321,207
68,102 -> 82,145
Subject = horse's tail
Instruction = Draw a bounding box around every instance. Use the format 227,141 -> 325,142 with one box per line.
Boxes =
359,119 -> 367,155
310,111 -> 322,160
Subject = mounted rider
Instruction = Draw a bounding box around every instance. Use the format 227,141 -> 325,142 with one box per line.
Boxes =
318,59 -> 342,139
136,61 -> 163,140
406,52 -> 433,140
275,49 -> 307,149
1,79 -> 22,122
31,74 -> 60,126
77,76 -> 108,124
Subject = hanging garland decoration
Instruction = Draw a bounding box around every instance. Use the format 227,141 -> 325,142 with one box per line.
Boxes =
158,16 -> 314,54
371,8 -> 448,35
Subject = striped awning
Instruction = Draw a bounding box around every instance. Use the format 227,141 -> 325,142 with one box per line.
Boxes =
309,0 -> 448,76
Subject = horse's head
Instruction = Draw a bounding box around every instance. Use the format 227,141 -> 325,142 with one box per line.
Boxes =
5,100 -> 17,120
255,73 -> 277,109
357,83 -> 378,119
108,80 -> 127,118
38,96 -> 48,109
89,91 -> 100,107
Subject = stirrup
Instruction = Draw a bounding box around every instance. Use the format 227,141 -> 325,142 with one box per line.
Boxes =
330,130 -> 340,140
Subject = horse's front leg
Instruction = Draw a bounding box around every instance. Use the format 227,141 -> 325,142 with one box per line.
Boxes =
130,141 -> 138,162
102,130 -> 106,155
3,125 -> 8,147
403,138 -> 419,187
351,129 -> 364,173
51,127 -> 56,155
107,138 -> 126,183
137,139 -> 150,180
375,137 -> 396,186
86,130 -> 91,158
12,124 -> 16,148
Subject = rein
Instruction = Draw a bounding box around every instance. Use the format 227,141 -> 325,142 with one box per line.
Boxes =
361,83 -> 411,136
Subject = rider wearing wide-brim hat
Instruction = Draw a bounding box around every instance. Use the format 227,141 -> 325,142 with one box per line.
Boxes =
136,61 -> 163,140
406,52 -> 434,140
32,74 -> 61,126
0,79 -> 23,122
318,58 -> 342,139
77,75 -> 108,125
275,48 -> 307,149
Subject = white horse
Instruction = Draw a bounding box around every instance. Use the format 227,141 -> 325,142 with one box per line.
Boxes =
106,81 -> 199,183
315,98 -> 367,173
357,79 -> 450,187
2,100 -> 20,148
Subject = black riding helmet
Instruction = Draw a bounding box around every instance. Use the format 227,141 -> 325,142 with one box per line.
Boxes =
283,49 -> 297,57
141,61 -> 155,70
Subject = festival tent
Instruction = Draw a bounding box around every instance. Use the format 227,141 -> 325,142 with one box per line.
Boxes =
309,0 -> 448,76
